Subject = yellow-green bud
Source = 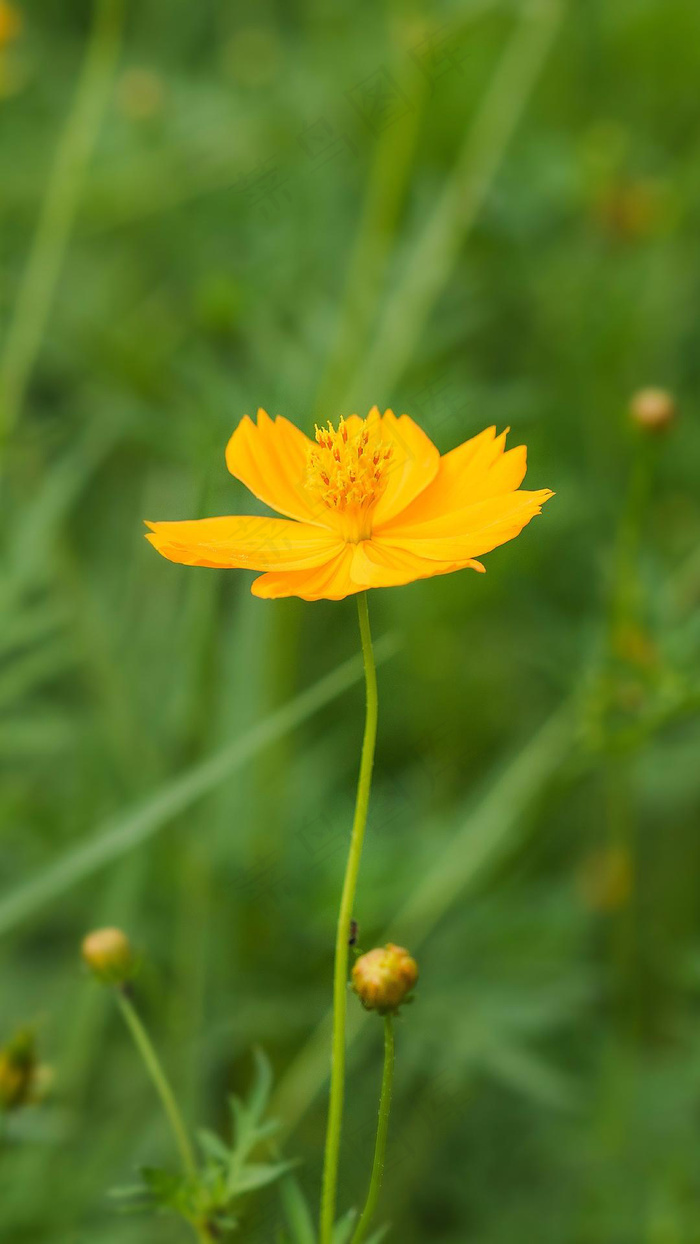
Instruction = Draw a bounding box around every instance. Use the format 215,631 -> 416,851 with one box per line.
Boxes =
0,1028 -> 37,1111
352,943 -> 418,1014
629,387 -> 676,432
81,927 -> 134,985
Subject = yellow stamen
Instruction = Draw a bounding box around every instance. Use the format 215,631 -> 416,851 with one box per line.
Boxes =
306,416 -> 393,539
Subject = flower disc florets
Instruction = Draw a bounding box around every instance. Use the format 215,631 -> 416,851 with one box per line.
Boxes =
306,417 -> 393,539
352,943 -> 418,1015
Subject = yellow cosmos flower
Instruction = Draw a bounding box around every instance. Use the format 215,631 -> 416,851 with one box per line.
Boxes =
146,407 -> 553,601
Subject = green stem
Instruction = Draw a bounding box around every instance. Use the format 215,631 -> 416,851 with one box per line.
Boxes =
115,990 -> 197,1181
0,0 -> 124,449
351,1016 -> 395,1244
320,593 -> 378,1244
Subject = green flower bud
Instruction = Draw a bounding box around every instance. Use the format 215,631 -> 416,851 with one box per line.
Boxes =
352,943 -> 418,1014
82,927 -> 134,985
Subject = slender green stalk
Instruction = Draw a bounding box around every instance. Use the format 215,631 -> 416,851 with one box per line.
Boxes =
0,0 -> 124,448
609,435 -> 653,641
351,1016 -> 395,1244
115,990 -> 197,1180
116,990 -> 215,1242
320,593 -> 378,1244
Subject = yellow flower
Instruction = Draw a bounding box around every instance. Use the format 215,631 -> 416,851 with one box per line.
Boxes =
0,1 -> 21,49
146,408 -> 553,601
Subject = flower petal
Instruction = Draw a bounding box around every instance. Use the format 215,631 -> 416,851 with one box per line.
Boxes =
145,516 -> 341,570
375,425 -> 528,532
375,489 -> 553,562
250,539 -> 485,600
251,545 -> 358,600
225,409 -> 330,527
370,409 -> 440,526
351,539 -> 485,588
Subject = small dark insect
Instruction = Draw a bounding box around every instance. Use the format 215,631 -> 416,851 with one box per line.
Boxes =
348,920 -> 358,947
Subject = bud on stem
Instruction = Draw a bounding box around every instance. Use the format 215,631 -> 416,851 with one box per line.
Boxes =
629,387 -> 676,432
0,1028 -> 38,1112
352,943 -> 418,1015
82,927 -> 134,985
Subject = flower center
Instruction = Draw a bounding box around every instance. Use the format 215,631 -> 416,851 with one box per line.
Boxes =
306,417 -> 393,539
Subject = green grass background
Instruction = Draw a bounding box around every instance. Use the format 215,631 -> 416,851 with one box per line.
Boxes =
2,0 -> 700,1239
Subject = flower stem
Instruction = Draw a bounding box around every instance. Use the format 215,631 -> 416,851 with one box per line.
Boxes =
351,1016 -> 395,1244
320,592 -> 378,1244
115,989 -> 197,1181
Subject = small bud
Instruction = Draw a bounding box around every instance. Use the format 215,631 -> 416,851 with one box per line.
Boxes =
352,943 -> 418,1014
115,67 -> 167,122
82,927 -> 134,985
0,1 -> 22,50
0,1028 -> 38,1112
629,387 -> 676,432
578,846 -> 633,913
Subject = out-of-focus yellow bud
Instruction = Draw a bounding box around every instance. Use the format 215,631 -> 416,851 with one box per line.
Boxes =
82,927 -> 134,985
0,1028 -> 37,1111
578,846 -> 633,913
629,387 -> 676,432
352,943 -> 418,1014
115,67 -> 166,122
0,1 -> 21,50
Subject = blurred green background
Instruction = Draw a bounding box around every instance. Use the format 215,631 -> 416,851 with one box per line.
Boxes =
2,0 -> 700,1239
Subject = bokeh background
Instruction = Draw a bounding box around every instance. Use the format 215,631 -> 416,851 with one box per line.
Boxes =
2,0 -> 700,1239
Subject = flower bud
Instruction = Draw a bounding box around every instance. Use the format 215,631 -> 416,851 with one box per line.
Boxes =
0,1028 -> 37,1111
629,387 -> 676,432
0,2 -> 21,50
81,927 -> 134,985
352,943 -> 418,1014
578,846 -> 633,913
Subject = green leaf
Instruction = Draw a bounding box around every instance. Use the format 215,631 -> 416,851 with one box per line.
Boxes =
332,1208 -> 358,1244
140,1166 -> 193,1216
227,1046 -> 281,1190
365,1226 -> 391,1244
279,1173 -> 316,1244
248,1046 -> 273,1122
197,1128 -> 232,1164
232,1160 -> 297,1196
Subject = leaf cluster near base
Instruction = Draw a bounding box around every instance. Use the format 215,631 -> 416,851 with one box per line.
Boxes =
111,1049 -> 295,1237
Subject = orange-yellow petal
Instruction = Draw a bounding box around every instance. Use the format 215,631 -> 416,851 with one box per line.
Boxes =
251,545 -> 359,601
375,425 -> 527,532
376,488 -> 553,562
370,409 -> 440,526
145,515 -> 341,570
225,410 -> 330,527
250,539 -> 484,600
351,539 -> 485,588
